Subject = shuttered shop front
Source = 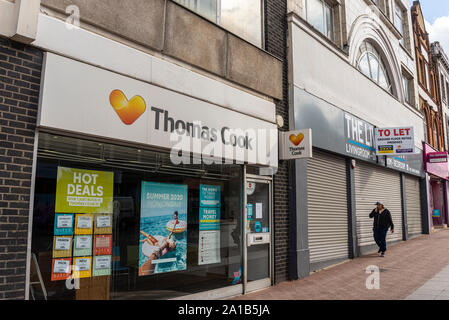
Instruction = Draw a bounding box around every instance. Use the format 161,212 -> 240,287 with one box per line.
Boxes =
307,150 -> 349,269
404,175 -> 422,238
354,162 -> 403,252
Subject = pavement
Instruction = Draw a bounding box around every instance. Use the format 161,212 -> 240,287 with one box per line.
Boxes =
234,229 -> 449,300
406,265 -> 449,300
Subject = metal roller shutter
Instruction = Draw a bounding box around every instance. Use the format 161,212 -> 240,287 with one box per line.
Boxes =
354,162 -> 403,249
405,175 -> 422,237
307,150 -> 349,265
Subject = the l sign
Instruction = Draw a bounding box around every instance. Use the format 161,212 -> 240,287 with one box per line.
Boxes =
280,129 -> 313,160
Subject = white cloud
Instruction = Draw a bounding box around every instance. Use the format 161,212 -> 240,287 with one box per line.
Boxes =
425,16 -> 449,54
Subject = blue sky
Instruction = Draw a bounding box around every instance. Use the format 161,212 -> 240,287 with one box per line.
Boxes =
414,0 -> 449,54
416,0 -> 449,23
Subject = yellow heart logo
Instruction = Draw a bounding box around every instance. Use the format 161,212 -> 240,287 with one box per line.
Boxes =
289,133 -> 304,146
109,89 -> 146,125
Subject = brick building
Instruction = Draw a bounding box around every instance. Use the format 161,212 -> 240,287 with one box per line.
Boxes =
0,0 -> 290,300
264,0 -> 290,284
0,37 -> 42,299
411,1 -> 448,231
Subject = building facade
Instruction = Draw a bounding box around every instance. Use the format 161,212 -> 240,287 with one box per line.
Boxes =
432,42 -> 449,152
0,0 -> 290,300
411,1 -> 448,231
430,41 -> 449,229
287,0 -> 427,279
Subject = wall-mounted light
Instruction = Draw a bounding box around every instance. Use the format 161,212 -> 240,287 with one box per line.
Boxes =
276,115 -> 284,129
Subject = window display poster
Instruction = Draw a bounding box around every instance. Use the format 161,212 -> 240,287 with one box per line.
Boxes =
93,255 -> 112,277
138,181 -> 188,276
198,184 -> 221,265
51,258 -> 72,281
94,234 -> 112,256
74,214 -> 94,235
54,213 -> 74,236
199,185 -> 221,207
247,204 -> 254,221
199,207 -> 221,231
73,235 -> 93,257
52,236 -> 72,258
73,257 -> 92,279
94,213 -> 113,234
55,167 -> 114,214
198,230 -> 221,265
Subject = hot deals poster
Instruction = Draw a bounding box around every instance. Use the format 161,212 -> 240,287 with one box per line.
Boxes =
138,181 -> 188,276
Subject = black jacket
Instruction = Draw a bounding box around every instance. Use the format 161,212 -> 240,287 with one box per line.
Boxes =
369,208 -> 394,230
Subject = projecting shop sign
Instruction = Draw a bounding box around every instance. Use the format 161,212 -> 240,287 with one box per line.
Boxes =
374,127 -> 415,155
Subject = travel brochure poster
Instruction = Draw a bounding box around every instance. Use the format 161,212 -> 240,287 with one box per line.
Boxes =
198,185 -> 221,265
139,181 -> 188,276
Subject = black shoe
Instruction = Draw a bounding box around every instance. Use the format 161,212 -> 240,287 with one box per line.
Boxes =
378,249 -> 381,253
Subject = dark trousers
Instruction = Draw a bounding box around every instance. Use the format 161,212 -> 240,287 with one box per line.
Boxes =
373,228 -> 388,253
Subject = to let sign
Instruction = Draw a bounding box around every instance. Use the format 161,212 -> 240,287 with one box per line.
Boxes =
374,127 -> 415,155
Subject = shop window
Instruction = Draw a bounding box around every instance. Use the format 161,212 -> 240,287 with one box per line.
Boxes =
304,0 -> 335,41
30,133 -> 244,300
174,0 -> 263,48
357,40 -> 393,94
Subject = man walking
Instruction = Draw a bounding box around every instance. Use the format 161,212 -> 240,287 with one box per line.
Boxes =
369,201 -> 394,257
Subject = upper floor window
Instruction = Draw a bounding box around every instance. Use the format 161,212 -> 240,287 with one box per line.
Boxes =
394,1 -> 405,46
304,0 -> 334,41
434,120 -> 440,150
372,0 -> 389,17
357,41 -> 392,94
174,0 -> 263,47
443,82 -> 449,100
402,73 -> 413,106
417,55 -> 427,88
441,74 -> 447,103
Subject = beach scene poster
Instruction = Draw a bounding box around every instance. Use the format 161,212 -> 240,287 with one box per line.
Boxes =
138,181 -> 188,276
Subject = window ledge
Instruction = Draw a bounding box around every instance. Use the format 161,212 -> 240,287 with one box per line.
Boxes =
399,42 -> 414,61
288,12 -> 348,58
403,101 -> 424,119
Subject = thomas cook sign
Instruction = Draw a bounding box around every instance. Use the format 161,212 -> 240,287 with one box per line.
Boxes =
279,129 -> 313,160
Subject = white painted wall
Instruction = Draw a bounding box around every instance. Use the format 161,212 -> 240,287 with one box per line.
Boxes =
0,0 -> 40,43
289,0 -> 424,150
31,14 -> 276,125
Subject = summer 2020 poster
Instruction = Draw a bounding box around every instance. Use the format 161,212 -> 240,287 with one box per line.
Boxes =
138,181 -> 188,276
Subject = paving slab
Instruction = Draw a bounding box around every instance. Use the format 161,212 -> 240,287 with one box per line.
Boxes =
233,230 -> 449,300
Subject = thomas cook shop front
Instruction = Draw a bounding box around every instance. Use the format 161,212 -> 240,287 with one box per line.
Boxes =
27,53 -> 278,300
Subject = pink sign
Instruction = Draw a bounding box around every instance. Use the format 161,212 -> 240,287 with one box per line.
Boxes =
423,143 -> 449,180
428,152 -> 448,163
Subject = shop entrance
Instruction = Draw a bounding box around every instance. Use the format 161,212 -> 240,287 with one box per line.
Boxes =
244,175 -> 272,293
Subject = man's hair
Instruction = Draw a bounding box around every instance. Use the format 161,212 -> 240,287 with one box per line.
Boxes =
174,211 -> 178,216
